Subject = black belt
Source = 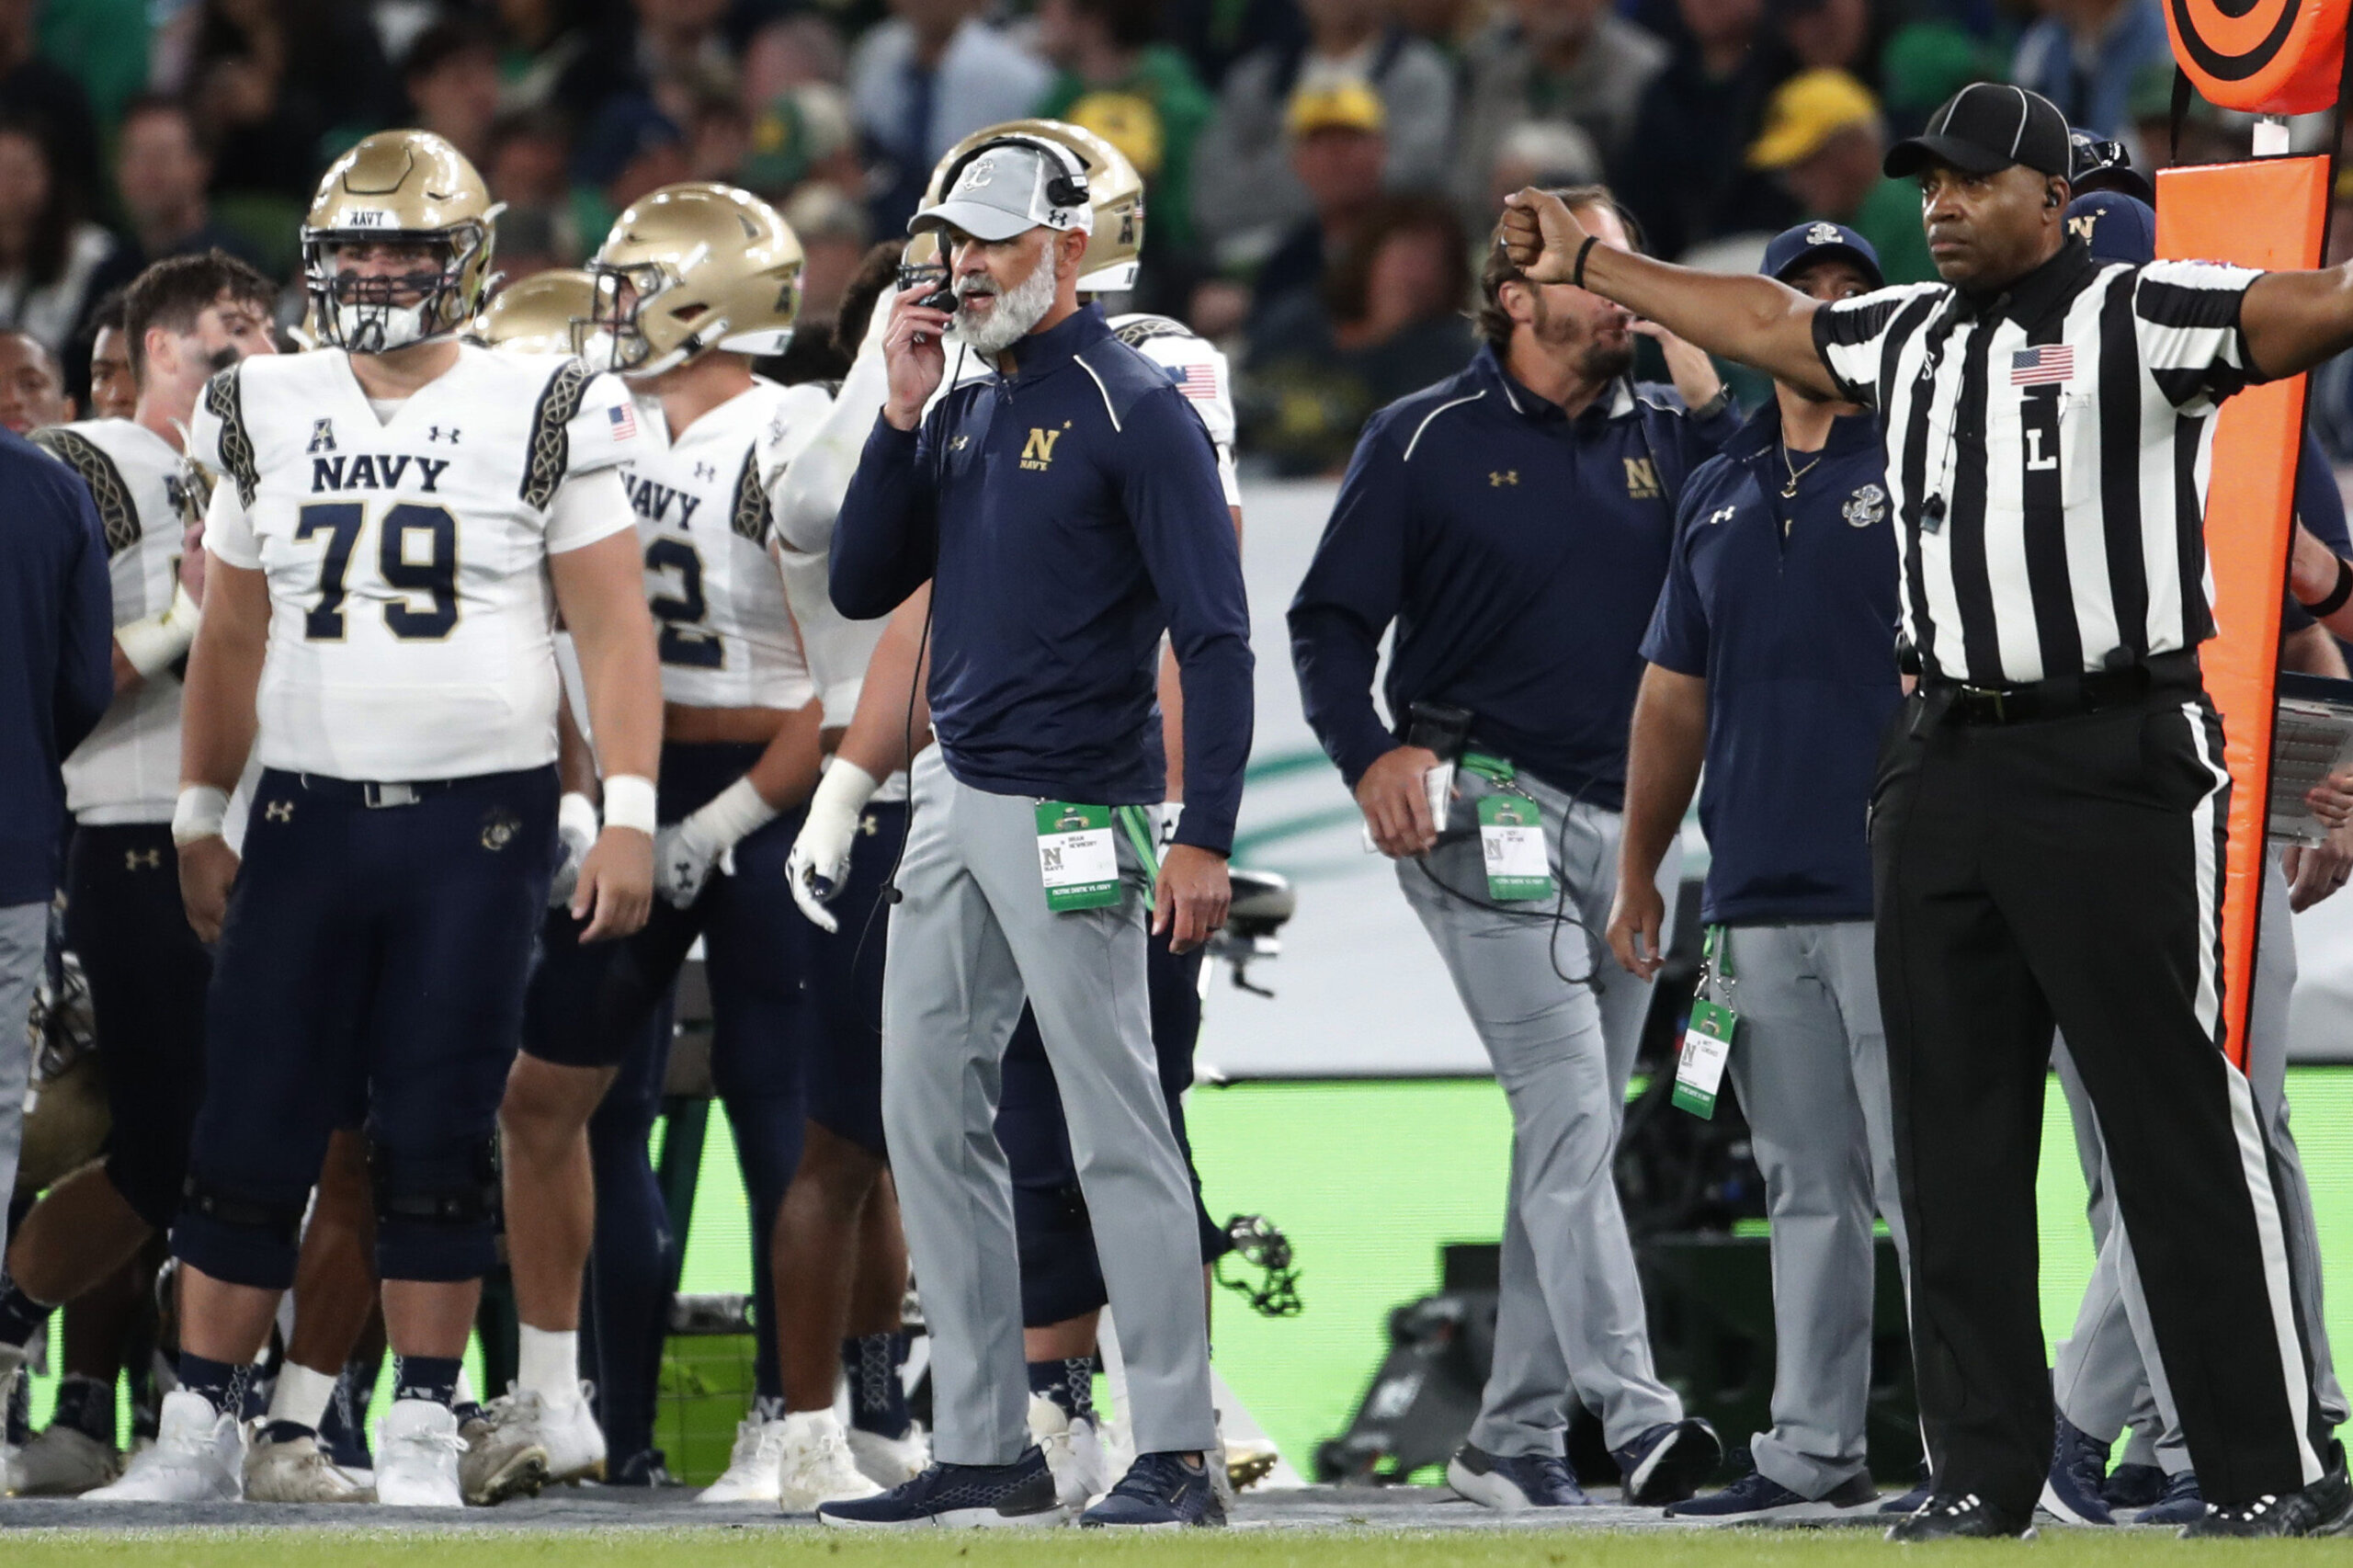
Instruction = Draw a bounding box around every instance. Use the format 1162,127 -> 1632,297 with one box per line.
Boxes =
1924,650 -> 2201,727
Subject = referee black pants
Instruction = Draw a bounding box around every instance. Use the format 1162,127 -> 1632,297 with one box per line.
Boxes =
1870,679 -> 2328,1516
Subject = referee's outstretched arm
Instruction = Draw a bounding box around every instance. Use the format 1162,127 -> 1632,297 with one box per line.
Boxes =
1498,187 -> 1840,397
2240,268 -> 2353,381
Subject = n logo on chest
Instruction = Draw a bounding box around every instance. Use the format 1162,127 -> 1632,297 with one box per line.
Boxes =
1624,457 -> 1661,500
1021,425 -> 1068,472
310,454 -> 450,494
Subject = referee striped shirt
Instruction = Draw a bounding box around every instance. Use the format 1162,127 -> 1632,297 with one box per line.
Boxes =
1812,238 -> 2263,686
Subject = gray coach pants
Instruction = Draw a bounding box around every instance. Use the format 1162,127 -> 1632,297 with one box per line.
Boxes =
0,903 -> 43,1265
1398,765 -> 1684,1455
2052,856 -> 2346,1473
881,749 -> 1216,1463
1716,921 -> 1909,1497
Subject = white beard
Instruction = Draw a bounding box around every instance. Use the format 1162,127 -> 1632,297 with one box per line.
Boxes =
952,246 -> 1060,357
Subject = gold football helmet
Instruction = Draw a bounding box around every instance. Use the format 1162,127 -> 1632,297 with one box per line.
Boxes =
473,268 -> 597,356
301,129 -> 502,354
587,182 -> 804,378
904,119 -> 1145,294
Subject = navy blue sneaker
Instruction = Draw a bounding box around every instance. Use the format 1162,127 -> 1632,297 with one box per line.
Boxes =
1079,1451 -> 1226,1528
2103,1460 -> 2165,1511
1667,1468 -> 1877,1520
1446,1444 -> 1591,1510
2136,1470 -> 2203,1526
2038,1417 -> 2115,1525
608,1448 -> 676,1487
1613,1418 -> 1722,1506
1879,1461 -> 1931,1515
818,1445 -> 1064,1528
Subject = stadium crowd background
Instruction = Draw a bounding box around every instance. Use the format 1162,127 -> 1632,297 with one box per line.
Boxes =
8,0 -> 2353,476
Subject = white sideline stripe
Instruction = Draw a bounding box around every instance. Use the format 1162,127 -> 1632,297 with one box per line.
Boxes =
2183,700 -> 2322,1483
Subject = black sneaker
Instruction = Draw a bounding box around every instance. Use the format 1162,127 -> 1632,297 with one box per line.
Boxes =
1886,1491 -> 2037,1540
1079,1451 -> 1225,1528
2102,1460 -> 2165,1511
1611,1418 -> 1723,1506
1667,1468 -> 1877,1520
817,1445 -> 1064,1528
2134,1469 -> 2202,1526
1446,1444 -> 1592,1510
2180,1446 -> 2353,1538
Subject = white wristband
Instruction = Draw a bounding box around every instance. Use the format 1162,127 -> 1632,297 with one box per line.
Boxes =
558,790 -> 600,843
173,784 -> 229,846
809,757 -> 881,832
690,776 -> 780,851
602,774 -> 658,835
118,584 -> 202,679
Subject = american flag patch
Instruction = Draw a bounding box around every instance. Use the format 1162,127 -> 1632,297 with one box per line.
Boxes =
1164,363 -> 1218,401
2010,346 -> 2075,385
608,401 -> 638,439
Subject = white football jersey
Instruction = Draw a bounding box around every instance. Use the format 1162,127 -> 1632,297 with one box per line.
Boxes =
193,346 -> 642,780
36,418 -> 189,823
1108,313 -> 1240,507
627,377 -> 825,709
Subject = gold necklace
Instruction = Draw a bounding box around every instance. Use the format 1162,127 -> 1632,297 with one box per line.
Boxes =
1779,441 -> 1824,499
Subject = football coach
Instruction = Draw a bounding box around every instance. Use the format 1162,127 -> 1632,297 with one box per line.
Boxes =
1503,82 -> 2348,1539
826,135 -> 1252,1529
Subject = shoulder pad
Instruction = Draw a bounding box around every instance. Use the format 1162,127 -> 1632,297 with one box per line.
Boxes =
1073,338 -> 1180,432
520,358 -> 595,509
201,365 -> 260,507
1109,314 -> 1196,349
31,426 -> 141,554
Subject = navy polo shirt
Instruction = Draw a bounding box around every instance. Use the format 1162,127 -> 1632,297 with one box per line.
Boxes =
831,304 -> 1254,854
1289,345 -> 1738,807
1641,404 -> 1901,926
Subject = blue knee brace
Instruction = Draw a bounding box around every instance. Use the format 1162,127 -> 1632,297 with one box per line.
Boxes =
174,1173 -> 309,1290
369,1137 -> 500,1283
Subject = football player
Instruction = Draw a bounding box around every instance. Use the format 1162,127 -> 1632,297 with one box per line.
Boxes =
0,251 -> 278,1495
459,183 -> 835,1505
132,130 -> 662,1507
773,119 -> 1246,1513
86,292 -> 136,421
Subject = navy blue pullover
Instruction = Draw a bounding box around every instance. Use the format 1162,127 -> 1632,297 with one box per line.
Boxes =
1641,403 -> 1900,926
831,304 -> 1254,853
1288,344 -> 1738,806
0,428 -> 113,903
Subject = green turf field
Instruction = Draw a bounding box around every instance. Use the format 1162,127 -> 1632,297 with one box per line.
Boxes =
1,1526 -> 2348,1568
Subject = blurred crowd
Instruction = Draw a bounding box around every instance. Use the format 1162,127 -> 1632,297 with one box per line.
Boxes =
6,0 -> 2352,473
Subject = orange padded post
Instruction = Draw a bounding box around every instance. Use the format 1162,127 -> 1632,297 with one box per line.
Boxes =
2154,155 -> 2327,1069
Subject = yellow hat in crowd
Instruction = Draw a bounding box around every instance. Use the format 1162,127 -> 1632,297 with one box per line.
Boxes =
1747,69 -> 1881,169
1286,79 -> 1386,139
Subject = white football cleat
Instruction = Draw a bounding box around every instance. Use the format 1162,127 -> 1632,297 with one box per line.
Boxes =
83,1391 -> 240,1502
461,1384 -> 604,1503
846,1419 -> 928,1489
375,1401 -> 467,1507
699,1417 -> 788,1504
776,1409 -> 882,1513
1029,1394 -> 1111,1510
244,1431 -> 372,1503
12,1425 -> 119,1495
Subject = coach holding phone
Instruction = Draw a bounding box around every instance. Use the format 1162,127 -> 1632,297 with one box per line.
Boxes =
1502,84 -> 2351,1538
826,135 -> 1251,1529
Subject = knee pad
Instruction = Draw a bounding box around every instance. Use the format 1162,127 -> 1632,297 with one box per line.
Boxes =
174,1172 -> 308,1290
369,1136 -> 500,1283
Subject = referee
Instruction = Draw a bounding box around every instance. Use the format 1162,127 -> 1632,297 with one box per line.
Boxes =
1503,82 -> 2347,1540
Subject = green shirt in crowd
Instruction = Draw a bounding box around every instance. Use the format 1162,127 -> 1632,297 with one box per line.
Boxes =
1035,45 -> 1214,260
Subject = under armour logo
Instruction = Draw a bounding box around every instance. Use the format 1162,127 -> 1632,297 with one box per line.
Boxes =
307,419 -> 336,454
694,461 -> 718,482
1706,505 -> 1737,526
1489,470 -> 1518,487
125,846 -> 162,870
428,426 -> 460,445
858,813 -> 879,836
264,800 -> 294,822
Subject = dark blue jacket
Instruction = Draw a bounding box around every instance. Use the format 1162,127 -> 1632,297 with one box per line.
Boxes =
831,305 -> 1254,854
1641,403 -> 1900,926
0,428 -> 113,903
1288,344 -> 1738,806
2282,432 -> 2351,634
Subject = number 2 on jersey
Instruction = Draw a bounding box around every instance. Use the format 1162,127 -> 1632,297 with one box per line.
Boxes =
645,536 -> 722,668
295,501 -> 460,641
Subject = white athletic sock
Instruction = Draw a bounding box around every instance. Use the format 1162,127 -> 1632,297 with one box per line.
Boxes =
267,1361 -> 338,1434
517,1325 -> 580,1408
455,1367 -> 477,1409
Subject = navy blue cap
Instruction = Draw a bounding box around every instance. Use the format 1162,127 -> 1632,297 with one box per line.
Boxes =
2068,130 -> 2155,205
1762,220 -> 1885,290
2066,190 -> 2154,267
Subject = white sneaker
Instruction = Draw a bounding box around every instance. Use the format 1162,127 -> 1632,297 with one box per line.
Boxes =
375,1401 -> 466,1507
244,1432 -> 373,1503
12,1425 -> 120,1494
1028,1394 -> 1111,1510
699,1418 -> 787,1504
84,1391 -> 240,1502
846,1419 -> 928,1489
777,1409 -> 882,1513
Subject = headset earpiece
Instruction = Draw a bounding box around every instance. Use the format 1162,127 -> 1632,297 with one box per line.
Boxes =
2046,186 -> 2063,210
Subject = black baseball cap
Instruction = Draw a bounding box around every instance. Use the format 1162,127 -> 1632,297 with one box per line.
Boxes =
2069,130 -> 2156,205
1885,83 -> 2072,180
